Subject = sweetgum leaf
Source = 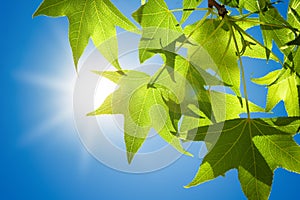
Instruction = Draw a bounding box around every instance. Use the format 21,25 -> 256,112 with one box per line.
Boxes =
251,1 -> 300,118
252,69 -> 300,116
147,51 -> 230,132
185,19 -> 240,96
184,18 -> 274,96
88,70 -> 192,163
132,0 -> 184,63
185,117 -> 300,200
34,0 -> 137,70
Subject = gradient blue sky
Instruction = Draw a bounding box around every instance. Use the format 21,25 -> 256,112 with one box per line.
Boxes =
1,1 -> 299,199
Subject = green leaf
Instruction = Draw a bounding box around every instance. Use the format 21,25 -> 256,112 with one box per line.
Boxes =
181,0 -> 203,24
34,0 -> 137,70
132,0 -> 183,63
88,70 -> 192,163
185,19 -> 240,96
251,1 -> 300,117
251,69 -> 281,85
253,135 -> 300,172
184,117 -> 300,200
34,1 -> 300,198
185,18 -> 273,96
253,69 -> 300,116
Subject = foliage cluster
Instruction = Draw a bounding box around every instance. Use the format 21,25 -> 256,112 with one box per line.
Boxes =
34,0 -> 300,199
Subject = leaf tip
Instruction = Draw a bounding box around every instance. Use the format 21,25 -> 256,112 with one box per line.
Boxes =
91,70 -> 101,75
32,13 -> 37,19
86,111 -> 96,116
126,152 -> 135,164
32,2 -> 44,18
186,152 -> 194,157
73,58 -> 80,73
32,9 -> 42,18
183,185 -> 190,189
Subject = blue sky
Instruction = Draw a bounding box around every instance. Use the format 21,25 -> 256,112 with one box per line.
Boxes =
1,1 -> 299,199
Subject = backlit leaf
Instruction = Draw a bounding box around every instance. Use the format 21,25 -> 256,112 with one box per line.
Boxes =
88,70 -> 192,163
185,18 -> 273,96
34,0 -> 137,70
253,69 -> 300,116
185,117 -> 300,200
132,0 -> 184,63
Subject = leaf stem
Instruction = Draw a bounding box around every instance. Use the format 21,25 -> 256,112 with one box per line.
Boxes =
170,8 -> 210,12
148,65 -> 166,87
227,16 -> 251,119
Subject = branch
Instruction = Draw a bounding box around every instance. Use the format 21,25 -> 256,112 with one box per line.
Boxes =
208,0 -> 228,18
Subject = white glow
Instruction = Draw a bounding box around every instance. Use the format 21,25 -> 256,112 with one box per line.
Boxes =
94,77 -> 116,110
16,67 -> 76,144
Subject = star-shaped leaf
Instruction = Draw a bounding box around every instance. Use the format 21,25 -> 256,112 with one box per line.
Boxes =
184,18 -> 274,96
252,69 -> 300,116
184,117 -> 300,200
88,70 -> 192,163
34,0 -> 137,70
132,0 -> 184,63
251,1 -> 300,117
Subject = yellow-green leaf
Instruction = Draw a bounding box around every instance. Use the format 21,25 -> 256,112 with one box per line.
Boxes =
34,0 -> 137,70
185,117 -> 300,200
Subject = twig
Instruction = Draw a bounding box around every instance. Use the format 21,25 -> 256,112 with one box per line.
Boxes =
208,0 -> 228,18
